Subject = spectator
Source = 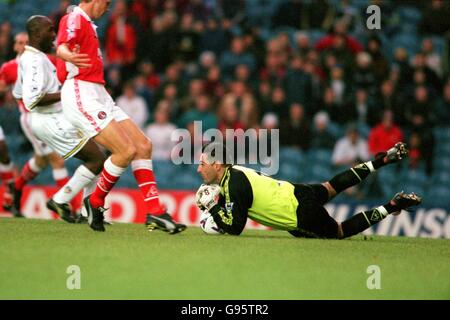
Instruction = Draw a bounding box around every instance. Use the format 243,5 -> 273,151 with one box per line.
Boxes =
368,110 -> 404,156
434,79 -> 450,125
279,103 -> 311,150
421,38 -> 443,78
407,132 -> 423,170
50,0 -> 71,34
138,16 -> 176,72
179,94 -> 217,132
272,0 -> 308,29
266,86 -> 288,121
310,112 -> 336,150
366,35 -> 389,83
409,114 -> 435,175
353,52 -> 378,94
105,0 -> 137,70
284,55 -> 313,112
176,13 -> 199,63
350,88 -> 377,129
199,17 -> 228,57
138,61 -> 161,91
144,103 -> 177,161
116,81 -> 149,128
220,81 -> 258,128
332,125 -> 369,167
220,36 -> 256,81
406,86 -> 434,128
419,0 -> 450,35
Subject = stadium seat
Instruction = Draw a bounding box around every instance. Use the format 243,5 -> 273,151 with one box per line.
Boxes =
307,149 -> 332,165
279,147 -> 304,165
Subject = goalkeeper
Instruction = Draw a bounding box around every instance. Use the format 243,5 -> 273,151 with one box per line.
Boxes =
196,142 -> 422,238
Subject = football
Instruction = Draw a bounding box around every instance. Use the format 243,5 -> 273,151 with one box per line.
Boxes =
199,210 -> 224,235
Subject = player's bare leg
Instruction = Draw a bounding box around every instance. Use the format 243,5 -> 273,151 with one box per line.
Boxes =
82,120 -> 135,231
119,119 -> 186,234
322,142 -> 409,202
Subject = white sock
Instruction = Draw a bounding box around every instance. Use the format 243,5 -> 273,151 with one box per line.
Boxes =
52,167 -> 68,181
53,165 -> 96,204
80,175 -> 99,217
83,175 -> 99,199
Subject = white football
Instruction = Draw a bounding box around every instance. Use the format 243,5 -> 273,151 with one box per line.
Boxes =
200,210 -> 224,235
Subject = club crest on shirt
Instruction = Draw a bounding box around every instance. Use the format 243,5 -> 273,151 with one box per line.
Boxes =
97,111 -> 106,120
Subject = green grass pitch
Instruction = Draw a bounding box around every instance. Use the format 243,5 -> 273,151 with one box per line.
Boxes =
0,218 -> 449,299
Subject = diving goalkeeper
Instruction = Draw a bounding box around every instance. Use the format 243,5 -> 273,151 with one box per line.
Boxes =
195,142 -> 422,238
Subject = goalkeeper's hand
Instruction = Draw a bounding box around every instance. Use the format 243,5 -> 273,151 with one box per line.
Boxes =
195,184 -> 221,211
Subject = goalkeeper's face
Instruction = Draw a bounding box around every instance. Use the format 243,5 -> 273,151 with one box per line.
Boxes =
197,154 -> 221,184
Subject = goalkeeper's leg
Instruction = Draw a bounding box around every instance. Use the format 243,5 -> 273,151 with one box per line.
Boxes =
322,142 -> 408,202
337,191 -> 422,239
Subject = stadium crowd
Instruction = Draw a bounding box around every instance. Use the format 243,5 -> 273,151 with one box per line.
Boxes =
0,0 -> 449,202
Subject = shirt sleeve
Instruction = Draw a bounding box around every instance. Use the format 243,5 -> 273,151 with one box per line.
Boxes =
209,169 -> 253,235
19,55 -> 47,110
57,13 -> 81,47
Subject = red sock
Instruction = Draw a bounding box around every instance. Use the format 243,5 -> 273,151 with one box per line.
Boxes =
89,157 -> 125,209
132,160 -> 164,215
15,159 -> 40,190
0,163 -> 14,184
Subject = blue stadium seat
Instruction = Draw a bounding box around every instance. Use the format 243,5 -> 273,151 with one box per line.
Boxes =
279,147 -> 304,165
307,149 -> 332,165
397,6 -> 422,25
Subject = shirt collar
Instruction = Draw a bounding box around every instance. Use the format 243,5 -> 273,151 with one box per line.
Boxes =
73,6 -> 92,22
24,45 -> 42,54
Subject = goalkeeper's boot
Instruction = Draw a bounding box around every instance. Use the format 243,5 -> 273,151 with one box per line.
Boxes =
8,182 -> 24,218
84,196 -> 106,232
46,198 -> 76,223
375,142 -> 409,165
146,213 -> 187,234
390,191 -> 422,215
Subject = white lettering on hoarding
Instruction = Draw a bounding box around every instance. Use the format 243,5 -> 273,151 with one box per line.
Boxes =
22,189 -> 53,219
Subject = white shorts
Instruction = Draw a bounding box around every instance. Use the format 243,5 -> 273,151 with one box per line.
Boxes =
27,111 -> 89,159
20,112 -> 54,156
0,125 -> 4,141
61,79 -> 129,139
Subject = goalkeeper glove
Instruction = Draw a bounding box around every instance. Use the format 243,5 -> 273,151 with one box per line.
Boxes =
195,184 -> 221,211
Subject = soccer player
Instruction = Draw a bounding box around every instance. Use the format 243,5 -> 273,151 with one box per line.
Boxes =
196,142 -> 422,238
0,126 -> 15,213
0,31 -> 85,219
13,15 -> 107,223
56,0 -> 186,233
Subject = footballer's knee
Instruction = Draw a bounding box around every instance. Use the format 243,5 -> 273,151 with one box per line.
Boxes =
122,144 -> 137,163
134,137 -> 152,159
322,181 -> 337,201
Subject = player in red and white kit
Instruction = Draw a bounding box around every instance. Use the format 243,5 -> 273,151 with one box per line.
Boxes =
13,15 -> 108,223
56,0 -> 186,233
0,32 -> 84,218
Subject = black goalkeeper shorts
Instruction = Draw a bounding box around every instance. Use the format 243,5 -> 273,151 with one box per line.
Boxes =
290,183 -> 339,239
